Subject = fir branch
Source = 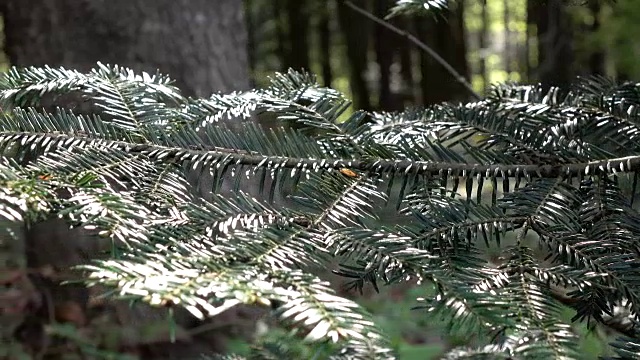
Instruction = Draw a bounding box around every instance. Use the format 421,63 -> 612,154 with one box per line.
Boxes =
9,129 -> 640,179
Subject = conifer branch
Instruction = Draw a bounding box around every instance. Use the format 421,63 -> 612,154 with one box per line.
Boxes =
3,63 -> 640,358
10,131 -> 640,178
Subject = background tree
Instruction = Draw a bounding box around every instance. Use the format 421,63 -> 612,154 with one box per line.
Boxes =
337,0 -> 373,110
0,0 -> 250,96
0,0 -> 255,357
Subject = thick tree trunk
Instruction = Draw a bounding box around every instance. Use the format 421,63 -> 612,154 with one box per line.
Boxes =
0,0 -> 250,97
0,0 -> 254,357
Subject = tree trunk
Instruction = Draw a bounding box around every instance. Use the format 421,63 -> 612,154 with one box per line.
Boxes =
415,1 -> 469,105
374,0 -> 393,110
450,1 -> 470,98
0,0 -> 253,357
274,0 -> 290,72
285,0 -> 310,71
416,17 -> 446,105
318,0 -> 333,87
504,0 -> 512,77
526,0 -> 535,82
246,0 -> 257,86
397,18 -> 416,105
479,0 -> 488,92
587,0 -> 605,76
0,0 -> 250,97
533,0 -> 574,90
337,0 -> 372,110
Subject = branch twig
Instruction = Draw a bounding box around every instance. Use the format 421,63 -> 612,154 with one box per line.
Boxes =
10,131 -> 640,178
340,0 -> 481,101
551,289 -> 637,338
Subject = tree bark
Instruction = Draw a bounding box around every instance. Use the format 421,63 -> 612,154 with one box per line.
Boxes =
0,0 -> 250,97
0,0 -> 253,357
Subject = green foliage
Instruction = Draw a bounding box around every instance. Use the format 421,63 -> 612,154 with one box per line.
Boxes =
599,0 -> 640,78
388,0 -> 618,19
387,0 -> 454,19
2,63 -> 640,359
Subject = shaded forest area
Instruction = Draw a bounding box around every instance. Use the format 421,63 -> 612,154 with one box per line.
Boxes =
246,0 -> 637,111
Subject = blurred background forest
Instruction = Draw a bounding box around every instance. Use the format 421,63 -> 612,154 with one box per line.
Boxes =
0,0 -> 636,359
247,0 -> 637,112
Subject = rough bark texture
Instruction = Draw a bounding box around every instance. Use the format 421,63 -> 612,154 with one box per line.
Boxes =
0,0 -> 250,97
0,0 -> 255,357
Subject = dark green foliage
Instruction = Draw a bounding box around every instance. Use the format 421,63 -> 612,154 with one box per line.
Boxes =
386,0 -> 619,19
2,63 -> 640,358
387,0 -> 453,19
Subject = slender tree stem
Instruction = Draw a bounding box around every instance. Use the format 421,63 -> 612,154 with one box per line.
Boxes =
340,0 -> 481,100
